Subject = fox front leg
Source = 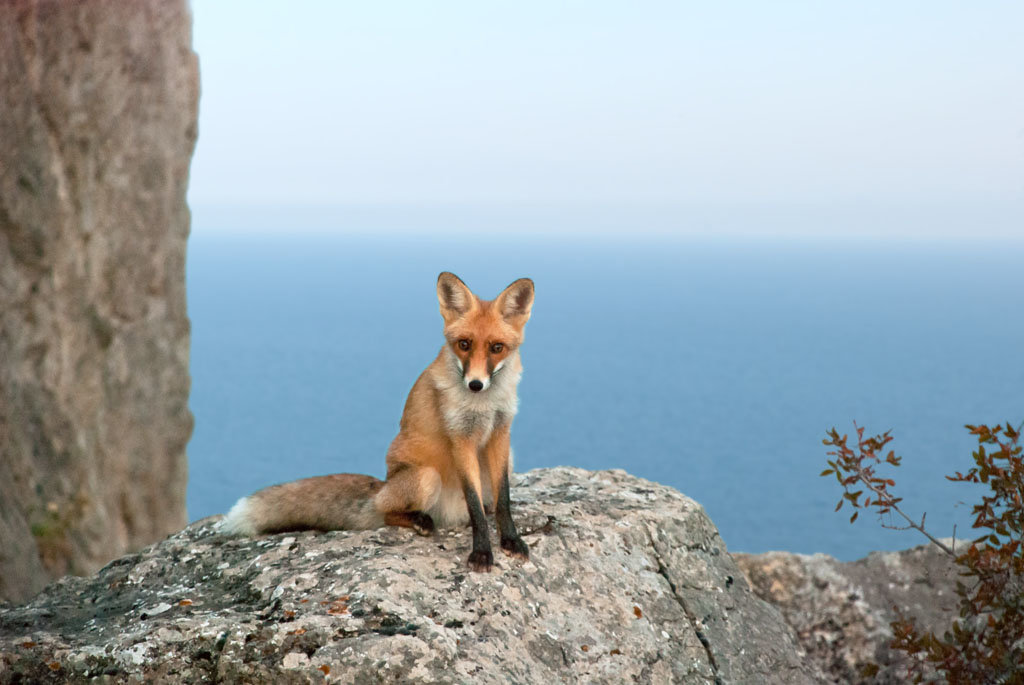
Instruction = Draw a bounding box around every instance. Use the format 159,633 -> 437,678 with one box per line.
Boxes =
495,470 -> 528,559
485,425 -> 528,560
453,436 -> 493,572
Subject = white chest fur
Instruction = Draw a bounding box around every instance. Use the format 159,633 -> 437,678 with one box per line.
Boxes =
434,348 -> 521,444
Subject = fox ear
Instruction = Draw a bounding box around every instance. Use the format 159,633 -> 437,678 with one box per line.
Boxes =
437,272 -> 476,323
495,278 -> 534,325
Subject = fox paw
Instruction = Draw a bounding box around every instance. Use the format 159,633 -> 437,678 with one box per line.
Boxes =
500,536 -> 529,560
467,549 -> 493,573
410,512 -> 435,536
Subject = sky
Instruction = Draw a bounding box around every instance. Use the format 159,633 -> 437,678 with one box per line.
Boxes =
188,1 -> 1023,239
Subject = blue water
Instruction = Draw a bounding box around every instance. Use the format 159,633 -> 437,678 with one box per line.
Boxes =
186,232 -> 1023,561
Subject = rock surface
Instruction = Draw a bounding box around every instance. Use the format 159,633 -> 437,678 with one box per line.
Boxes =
735,540 -> 963,683
0,468 -> 820,684
0,0 -> 197,602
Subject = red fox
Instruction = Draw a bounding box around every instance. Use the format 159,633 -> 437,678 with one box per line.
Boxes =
221,272 -> 534,572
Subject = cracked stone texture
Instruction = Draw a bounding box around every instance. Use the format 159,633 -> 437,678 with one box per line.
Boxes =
0,468 -> 821,684
0,0 -> 197,603
735,540 -> 964,683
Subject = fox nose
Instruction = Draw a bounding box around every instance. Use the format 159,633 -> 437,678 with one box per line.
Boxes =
468,380 -> 484,392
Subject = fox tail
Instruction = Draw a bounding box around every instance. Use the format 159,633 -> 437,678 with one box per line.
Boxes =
219,473 -> 385,535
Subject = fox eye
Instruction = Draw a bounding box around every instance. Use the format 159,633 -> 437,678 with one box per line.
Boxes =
490,343 -> 504,353
457,339 -> 471,351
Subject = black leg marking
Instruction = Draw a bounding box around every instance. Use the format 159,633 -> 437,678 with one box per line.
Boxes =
496,471 -> 528,560
462,483 -> 493,572
384,511 -> 435,536
410,511 -> 435,536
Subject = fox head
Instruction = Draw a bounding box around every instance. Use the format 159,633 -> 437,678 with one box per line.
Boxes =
437,272 -> 534,393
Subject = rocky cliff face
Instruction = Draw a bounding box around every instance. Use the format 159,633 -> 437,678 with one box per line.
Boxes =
735,540 -> 963,683
0,0 -> 197,603
0,468 -> 822,684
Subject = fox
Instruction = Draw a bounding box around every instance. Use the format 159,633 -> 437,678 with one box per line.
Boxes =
220,272 -> 535,572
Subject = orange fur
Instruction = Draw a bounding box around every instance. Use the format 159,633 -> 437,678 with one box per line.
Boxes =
221,272 -> 535,572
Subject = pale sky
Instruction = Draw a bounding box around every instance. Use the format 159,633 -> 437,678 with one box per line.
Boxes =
188,1 -> 1023,238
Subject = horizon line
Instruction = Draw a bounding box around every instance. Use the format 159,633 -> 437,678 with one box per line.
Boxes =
187,201 -> 1024,242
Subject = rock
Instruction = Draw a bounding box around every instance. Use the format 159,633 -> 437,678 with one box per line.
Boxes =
0,468 -> 821,683
735,539 -> 964,683
0,0 -> 197,602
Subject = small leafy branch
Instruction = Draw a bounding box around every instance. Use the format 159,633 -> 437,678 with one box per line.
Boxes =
822,424 -> 954,553
822,422 -> 1024,684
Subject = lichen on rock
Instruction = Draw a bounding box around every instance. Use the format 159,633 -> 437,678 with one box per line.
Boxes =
735,540 -> 964,683
0,468 -> 820,684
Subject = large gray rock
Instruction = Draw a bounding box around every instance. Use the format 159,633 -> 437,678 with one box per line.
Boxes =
0,0 -> 197,603
0,468 -> 821,683
735,540 -> 963,683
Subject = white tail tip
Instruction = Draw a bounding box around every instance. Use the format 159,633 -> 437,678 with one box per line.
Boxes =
219,496 -> 258,535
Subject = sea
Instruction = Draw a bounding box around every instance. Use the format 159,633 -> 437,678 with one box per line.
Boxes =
185,231 -> 1023,561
